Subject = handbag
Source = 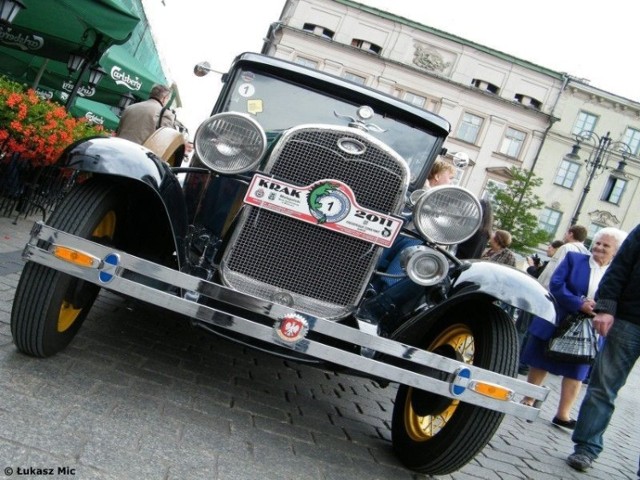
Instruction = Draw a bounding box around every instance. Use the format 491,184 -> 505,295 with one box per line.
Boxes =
545,312 -> 598,364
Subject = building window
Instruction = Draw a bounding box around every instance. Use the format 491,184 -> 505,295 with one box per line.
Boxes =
572,111 -> 597,136
587,223 -> 604,240
302,23 -> 335,39
585,223 -> 606,249
538,208 -> 562,236
351,38 -> 382,55
554,160 -> 580,188
601,176 -> 627,204
499,127 -> 526,158
452,167 -> 464,185
514,93 -> 542,109
471,78 -> 499,94
457,112 -> 483,144
482,179 -> 507,202
295,57 -> 318,69
404,92 -> 426,108
343,71 -> 366,85
622,127 -> 640,155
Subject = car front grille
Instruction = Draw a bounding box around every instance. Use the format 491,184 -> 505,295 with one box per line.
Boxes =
221,125 -> 408,319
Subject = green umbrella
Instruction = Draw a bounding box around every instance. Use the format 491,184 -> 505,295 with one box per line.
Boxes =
0,44 -> 166,107
68,97 -> 120,131
0,0 -> 140,64
0,0 -> 141,108
99,44 -> 166,101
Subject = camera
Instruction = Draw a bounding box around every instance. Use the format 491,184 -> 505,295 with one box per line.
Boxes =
530,253 -> 541,266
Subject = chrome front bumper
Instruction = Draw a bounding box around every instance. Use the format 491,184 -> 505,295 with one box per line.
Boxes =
22,221 -> 548,420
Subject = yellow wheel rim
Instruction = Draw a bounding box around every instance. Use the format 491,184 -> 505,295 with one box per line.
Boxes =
56,211 -> 116,332
404,324 -> 475,441
58,301 -> 82,332
92,210 -> 116,239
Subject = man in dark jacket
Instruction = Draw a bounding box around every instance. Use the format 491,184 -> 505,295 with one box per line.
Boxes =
567,224 -> 640,475
116,84 -> 176,145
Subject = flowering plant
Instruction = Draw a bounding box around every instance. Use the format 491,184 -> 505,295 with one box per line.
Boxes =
0,76 -> 109,167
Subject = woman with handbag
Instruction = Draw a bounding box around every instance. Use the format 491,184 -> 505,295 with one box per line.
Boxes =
520,227 -> 627,429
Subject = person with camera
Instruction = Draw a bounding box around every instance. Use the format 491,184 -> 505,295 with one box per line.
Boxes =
526,240 -> 564,278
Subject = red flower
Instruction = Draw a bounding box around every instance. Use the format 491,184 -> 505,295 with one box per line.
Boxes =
0,76 -> 110,166
9,120 -> 23,133
6,92 -> 22,108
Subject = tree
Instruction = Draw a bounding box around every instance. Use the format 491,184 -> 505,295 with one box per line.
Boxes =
487,166 -> 550,253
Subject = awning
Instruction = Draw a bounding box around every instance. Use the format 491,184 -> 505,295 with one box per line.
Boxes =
27,45 -> 166,105
0,44 -> 166,107
98,44 -> 166,101
68,97 -> 120,131
0,0 -> 140,64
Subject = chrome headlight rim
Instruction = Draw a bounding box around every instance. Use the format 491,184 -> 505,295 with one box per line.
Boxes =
400,245 -> 449,286
194,112 -> 267,174
413,186 -> 482,245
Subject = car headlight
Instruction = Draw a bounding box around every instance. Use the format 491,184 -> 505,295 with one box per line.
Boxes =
400,245 -> 449,286
413,186 -> 481,245
194,112 -> 266,174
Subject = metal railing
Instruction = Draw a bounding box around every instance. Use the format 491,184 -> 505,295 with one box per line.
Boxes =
0,154 -> 77,224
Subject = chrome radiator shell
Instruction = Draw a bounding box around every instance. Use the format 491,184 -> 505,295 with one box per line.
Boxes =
221,125 -> 409,319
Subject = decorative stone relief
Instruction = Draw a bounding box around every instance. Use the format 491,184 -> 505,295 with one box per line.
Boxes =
589,210 -> 620,226
412,44 -> 451,73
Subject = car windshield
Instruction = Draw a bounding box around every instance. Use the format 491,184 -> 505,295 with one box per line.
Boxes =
220,67 -> 441,184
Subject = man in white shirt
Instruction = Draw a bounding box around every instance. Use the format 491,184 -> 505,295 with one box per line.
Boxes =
538,225 -> 589,289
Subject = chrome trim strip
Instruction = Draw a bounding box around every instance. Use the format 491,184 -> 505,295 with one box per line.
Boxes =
24,222 -> 548,420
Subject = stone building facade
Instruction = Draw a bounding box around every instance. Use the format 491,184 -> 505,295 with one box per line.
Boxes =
535,83 -> 640,239
261,0 -> 640,243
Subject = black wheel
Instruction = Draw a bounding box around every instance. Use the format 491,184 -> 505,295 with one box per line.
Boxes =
391,305 -> 518,475
11,179 -> 122,357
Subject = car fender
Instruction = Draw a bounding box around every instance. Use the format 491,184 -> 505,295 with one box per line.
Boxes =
450,260 -> 556,322
389,260 -> 556,345
59,136 -> 170,187
57,136 -> 188,266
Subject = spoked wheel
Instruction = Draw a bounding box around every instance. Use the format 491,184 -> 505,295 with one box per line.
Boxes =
11,179 -> 122,357
391,306 -> 518,475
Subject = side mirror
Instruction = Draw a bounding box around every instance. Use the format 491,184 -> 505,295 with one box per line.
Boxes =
452,151 -> 470,169
194,61 -> 226,78
193,61 -> 212,77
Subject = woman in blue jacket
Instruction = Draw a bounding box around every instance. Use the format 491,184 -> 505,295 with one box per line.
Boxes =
520,227 -> 627,429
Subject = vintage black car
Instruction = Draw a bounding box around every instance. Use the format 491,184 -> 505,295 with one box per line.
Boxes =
11,53 -> 554,475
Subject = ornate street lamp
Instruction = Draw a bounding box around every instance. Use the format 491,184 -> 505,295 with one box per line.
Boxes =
87,65 -> 106,87
566,131 -> 632,226
67,50 -> 88,75
0,0 -> 26,24
65,30 -> 105,110
112,92 -> 136,116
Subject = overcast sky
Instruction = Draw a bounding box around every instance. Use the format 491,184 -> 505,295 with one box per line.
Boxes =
141,0 -> 640,136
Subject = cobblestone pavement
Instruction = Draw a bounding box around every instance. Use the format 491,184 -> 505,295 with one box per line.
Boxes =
1,215 -> 639,480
